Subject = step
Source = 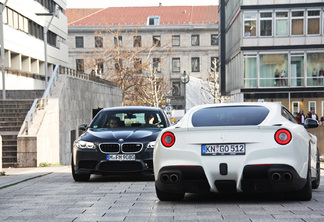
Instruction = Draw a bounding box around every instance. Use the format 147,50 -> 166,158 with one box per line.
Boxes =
2,162 -> 18,168
2,156 -> 17,163
0,113 -> 27,118
2,141 -> 17,147
0,117 -> 26,122
0,121 -> 24,127
0,108 -> 31,113
0,103 -> 34,109
0,126 -> 22,131
2,151 -> 17,157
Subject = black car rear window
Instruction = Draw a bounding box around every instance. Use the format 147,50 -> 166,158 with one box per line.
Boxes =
191,106 -> 269,127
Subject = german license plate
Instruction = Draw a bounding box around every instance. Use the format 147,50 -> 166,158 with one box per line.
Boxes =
201,144 -> 245,156
107,154 -> 136,161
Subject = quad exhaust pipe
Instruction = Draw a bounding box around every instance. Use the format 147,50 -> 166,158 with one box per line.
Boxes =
161,173 -> 179,184
271,172 -> 292,182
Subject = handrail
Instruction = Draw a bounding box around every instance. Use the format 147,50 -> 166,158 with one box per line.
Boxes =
24,65 -> 59,134
24,99 -> 39,135
41,64 -> 59,109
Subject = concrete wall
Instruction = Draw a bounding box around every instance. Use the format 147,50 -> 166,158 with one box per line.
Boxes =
17,74 -> 122,167
0,135 -> 2,172
307,125 -> 324,157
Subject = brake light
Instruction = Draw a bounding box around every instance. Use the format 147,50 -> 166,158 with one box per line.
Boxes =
161,132 -> 175,147
274,129 -> 292,145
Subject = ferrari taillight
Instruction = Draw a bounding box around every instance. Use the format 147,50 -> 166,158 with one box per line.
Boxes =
161,132 -> 175,147
274,129 -> 292,145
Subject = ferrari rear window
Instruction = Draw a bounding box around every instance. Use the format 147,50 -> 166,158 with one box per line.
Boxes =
192,106 -> 269,127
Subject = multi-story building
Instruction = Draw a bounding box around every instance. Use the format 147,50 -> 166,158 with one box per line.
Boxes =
66,5 -> 219,109
220,0 -> 324,118
0,0 -> 68,92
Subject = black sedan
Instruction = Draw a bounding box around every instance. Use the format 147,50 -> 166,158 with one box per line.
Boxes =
72,106 -> 170,181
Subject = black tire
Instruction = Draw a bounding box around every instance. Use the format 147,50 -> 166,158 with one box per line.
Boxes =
286,168 -> 312,201
71,156 -> 90,182
312,148 -> 321,189
155,185 -> 185,201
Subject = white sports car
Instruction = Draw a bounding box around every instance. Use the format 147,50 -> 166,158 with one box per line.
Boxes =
154,102 -> 321,201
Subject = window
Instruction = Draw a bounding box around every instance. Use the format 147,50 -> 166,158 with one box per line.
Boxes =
192,106 -> 270,127
76,59 -> 84,73
292,101 -> 300,115
134,58 -> 142,73
307,10 -> 320,35
114,59 -> 122,73
191,57 -> 200,72
211,57 -> 219,72
114,36 -> 122,47
259,54 -> 288,87
172,35 -> 180,46
153,58 -> 161,73
147,16 -> 160,25
309,101 -> 316,113
133,36 -> 142,47
95,59 -> 103,74
172,82 -> 180,96
191,35 -> 199,46
211,34 -> 219,45
75,36 -> 84,48
291,11 -> 304,36
95,36 -> 103,48
291,54 -> 304,87
153,36 -> 161,47
260,12 -> 272,36
244,54 -> 257,88
306,52 -> 324,86
172,58 -> 180,72
244,12 -> 257,37
275,11 -> 288,36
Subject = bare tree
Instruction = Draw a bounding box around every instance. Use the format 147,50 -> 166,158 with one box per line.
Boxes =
139,67 -> 172,107
201,58 -> 228,103
84,27 -> 172,106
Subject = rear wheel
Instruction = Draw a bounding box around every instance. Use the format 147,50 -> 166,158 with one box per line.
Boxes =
286,168 -> 312,201
155,185 -> 185,201
312,148 -> 321,189
71,156 -> 90,182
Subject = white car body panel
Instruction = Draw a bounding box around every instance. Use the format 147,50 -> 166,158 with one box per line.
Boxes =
154,102 -> 319,200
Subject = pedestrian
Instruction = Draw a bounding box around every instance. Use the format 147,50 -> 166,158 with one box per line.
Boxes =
299,109 -> 305,124
312,68 -> 317,85
311,110 -> 318,121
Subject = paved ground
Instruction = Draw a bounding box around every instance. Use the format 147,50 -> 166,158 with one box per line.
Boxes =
0,164 -> 323,222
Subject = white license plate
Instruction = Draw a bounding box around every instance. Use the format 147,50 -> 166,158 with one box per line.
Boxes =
201,144 -> 245,156
106,154 -> 136,161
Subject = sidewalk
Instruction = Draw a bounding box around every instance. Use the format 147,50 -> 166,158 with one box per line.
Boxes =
0,166 -> 70,189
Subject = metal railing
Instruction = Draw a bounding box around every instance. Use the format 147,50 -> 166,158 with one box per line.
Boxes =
24,65 -> 59,134
23,65 -> 116,134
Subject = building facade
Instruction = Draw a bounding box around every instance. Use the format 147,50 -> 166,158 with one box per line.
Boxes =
0,0 -> 68,91
220,0 -> 324,118
66,6 -> 219,109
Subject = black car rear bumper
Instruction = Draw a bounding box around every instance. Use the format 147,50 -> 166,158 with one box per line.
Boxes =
155,164 -> 306,194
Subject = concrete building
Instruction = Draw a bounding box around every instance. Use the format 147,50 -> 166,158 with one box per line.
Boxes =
0,0 -> 69,91
66,5 -> 219,110
220,0 -> 324,118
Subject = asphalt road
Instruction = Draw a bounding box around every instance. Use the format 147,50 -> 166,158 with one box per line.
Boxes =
0,167 -> 324,222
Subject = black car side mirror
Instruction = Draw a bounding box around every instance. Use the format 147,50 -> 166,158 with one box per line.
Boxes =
78,124 -> 88,131
304,118 -> 319,129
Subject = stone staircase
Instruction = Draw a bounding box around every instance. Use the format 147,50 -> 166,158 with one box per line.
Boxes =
0,100 -> 34,168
